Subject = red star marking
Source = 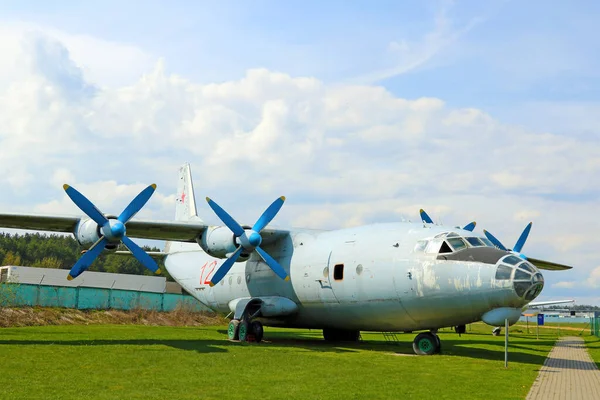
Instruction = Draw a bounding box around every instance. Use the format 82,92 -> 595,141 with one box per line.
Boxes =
180,192 -> 186,203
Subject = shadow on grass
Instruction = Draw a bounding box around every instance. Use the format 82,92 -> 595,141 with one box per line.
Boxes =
0,329 -> 582,369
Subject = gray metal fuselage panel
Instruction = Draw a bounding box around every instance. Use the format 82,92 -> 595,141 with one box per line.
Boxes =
164,223 -> 528,332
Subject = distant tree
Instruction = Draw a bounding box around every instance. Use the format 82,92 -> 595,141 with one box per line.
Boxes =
0,233 -> 172,281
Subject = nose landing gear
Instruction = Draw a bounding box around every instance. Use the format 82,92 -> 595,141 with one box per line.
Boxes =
412,331 -> 441,355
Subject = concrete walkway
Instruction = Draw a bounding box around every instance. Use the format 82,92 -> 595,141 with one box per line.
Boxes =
527,336 -> 600,400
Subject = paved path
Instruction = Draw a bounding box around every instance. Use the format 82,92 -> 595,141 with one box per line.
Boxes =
527,336 -> 600,400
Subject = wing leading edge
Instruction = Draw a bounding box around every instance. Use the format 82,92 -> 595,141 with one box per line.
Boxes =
0,212 -> 290,244
0,212 -> 206,242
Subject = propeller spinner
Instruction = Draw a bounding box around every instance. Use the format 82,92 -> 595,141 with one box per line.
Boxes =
63,183 -> 161,280
205,196 -> 289,286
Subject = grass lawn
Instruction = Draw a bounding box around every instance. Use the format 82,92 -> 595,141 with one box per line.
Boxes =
0,322 -> 565,400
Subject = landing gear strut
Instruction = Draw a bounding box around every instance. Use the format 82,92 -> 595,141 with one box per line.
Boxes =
412,331 -> 441,355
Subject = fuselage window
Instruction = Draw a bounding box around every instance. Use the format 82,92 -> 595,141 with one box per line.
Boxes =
465,237 -> 484,247
447,238 -> 467,251
333,264 -> 344,280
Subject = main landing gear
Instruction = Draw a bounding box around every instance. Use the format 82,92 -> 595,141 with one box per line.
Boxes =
412,331 -> 441,355
227,298 -> 265,343
228,319 -> 264,343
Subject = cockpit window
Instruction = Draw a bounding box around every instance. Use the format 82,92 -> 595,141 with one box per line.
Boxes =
480,238 -> 495,247
520,262 -> 536,274
414,240 -> 428,252
465,237 -> 484,247
495,265 -> 512,280
503,255 -> 523,265
514,269 -> 531,280
420,232 -> 502,254
447,238 -> 467,251
439,241 -> 453,254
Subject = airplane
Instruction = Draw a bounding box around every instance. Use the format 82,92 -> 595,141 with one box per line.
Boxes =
0,163 -> 574,355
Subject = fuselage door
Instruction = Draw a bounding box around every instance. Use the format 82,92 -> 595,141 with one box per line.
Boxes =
297,251 -> 339,305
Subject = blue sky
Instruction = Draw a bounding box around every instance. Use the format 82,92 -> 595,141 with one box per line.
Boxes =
0,0 -> 599,304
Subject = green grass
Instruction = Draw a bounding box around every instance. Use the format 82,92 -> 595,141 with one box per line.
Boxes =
0,323 -> 566,400
583,333 -> 600,369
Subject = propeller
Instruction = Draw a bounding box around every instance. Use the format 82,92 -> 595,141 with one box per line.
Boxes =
483,222 -> 532,257
63,183 -> 161,280
420,209 -> 476,231
205,196 -> 289,286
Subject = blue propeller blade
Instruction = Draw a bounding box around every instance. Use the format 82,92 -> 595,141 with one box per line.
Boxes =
118,184 -> 157,223
121,235 -> 161,274
206,197 -> 245,237
67,237 -> 108,280
255,246 -> 289,281
253,196 -> 286,232
483,230 -> 508,251
209,246 -> 244,286
420,209 -> 434,224
513,222 -> 532,253
463,221 -> 476,231
63,184 -> 108,226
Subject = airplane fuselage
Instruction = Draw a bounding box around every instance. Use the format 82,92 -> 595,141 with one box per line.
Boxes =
165,222 -> 537,332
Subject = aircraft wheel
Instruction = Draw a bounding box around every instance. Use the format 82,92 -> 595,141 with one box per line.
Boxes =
251,321 -> 264,343
492,327 -> 501,336
238,320 -> 250,342
228,320 -> 240,340
412,332 -> 439,355
434,334 -> 442,354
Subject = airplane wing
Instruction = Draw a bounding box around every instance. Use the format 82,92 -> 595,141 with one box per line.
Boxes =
0,212 -> 289,244
527,257 -> 573,271
526,299 -> 575,308
0,212 -> 206,242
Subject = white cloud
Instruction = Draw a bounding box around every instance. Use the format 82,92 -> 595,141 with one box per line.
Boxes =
0,23 -> 155,88
587,267 -> 600,289
552,281 -> 576,289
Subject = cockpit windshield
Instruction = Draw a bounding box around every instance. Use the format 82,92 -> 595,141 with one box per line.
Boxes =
414,232 -> 498,254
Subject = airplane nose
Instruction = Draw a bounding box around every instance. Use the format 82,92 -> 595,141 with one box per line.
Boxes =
494,254 -> 544,301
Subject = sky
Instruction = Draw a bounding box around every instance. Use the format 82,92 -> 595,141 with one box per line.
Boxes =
0,0 -> 599,304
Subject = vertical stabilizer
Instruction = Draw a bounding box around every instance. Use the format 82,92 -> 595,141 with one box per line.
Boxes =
166,163 -> 203,254
175,163 -> 203,223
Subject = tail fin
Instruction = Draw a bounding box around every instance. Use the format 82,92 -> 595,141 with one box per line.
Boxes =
175,163 -> 203,223
166,163 -> 203,254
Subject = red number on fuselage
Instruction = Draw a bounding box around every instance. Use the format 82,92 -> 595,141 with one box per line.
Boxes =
199,260 -> 218,285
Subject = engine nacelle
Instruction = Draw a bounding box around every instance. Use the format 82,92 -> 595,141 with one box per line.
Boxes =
74,218 -> 118,252
74,218 -> 101,248
198,226 -> 239,259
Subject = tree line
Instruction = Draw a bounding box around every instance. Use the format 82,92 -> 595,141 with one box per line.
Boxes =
0,232 -> 173,281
